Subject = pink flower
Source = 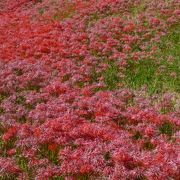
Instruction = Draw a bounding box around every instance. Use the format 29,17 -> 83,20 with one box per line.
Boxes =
7,149 -> 16,156
150,18 -> 160,26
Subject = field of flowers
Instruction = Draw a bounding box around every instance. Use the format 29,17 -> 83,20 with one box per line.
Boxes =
0,0 -> 179,179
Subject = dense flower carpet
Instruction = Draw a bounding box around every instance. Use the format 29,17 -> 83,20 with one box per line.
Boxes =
0,0 -> 179,179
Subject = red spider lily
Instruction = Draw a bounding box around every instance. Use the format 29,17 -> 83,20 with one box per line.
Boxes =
2,126 -> 18,142
0,0 -> 179,179
48,143 -> 58,151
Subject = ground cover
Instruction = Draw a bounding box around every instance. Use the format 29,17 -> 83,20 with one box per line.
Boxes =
0,0 -> 179,179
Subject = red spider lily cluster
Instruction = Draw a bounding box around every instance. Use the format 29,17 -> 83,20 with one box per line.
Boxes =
0,0 -> 179,179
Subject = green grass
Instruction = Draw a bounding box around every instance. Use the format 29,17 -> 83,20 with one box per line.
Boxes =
104,62 -> 120,90
0,92 -> 9,103
125,27 -> 180,94
159,122 -> 174,137
132,131 -> 143,140
16,152 -> 30,175
0,175 -> 18,180
38,144 -> 59,165
131,0 -> 147,18
38,8 -> 45,15
102,26 -> 179,94
143,141 -> 155,151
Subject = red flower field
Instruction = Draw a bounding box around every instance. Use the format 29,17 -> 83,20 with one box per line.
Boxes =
0,0 -> 179,179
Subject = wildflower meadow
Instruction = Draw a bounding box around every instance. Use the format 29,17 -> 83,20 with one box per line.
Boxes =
0,0 -> 179,179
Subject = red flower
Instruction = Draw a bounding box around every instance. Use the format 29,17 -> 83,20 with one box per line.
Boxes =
2,127 -> 18,142
80,164 -> 92,174
123,22 -> 135,32
48,143 -> 58,151
150,18 -> 160,26
7,149 -> 16,156
34,128 -> 42,138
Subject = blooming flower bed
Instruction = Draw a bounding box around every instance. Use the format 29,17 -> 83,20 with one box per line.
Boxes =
0,0 -> 179,179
